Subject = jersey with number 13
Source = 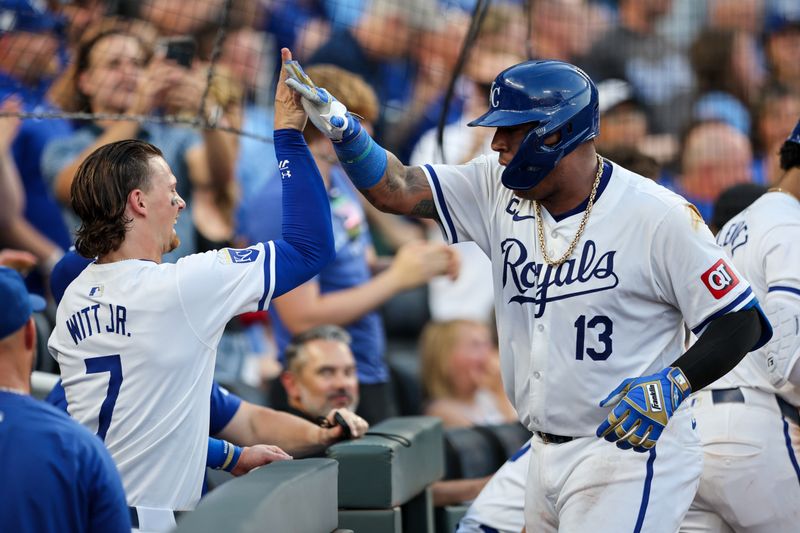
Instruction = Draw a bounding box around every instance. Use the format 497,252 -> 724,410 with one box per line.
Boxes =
422,157 -> 756,436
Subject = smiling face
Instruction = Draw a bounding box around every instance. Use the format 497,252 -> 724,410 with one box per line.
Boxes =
79,33 -> 146,113
283,338 -> 359,419
141,156 -> 185,254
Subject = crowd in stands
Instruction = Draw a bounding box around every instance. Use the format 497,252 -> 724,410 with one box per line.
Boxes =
2,0 -> 800,526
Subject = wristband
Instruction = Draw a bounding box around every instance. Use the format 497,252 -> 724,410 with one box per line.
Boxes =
222,442 -> 243,472
333,116 -> 388,189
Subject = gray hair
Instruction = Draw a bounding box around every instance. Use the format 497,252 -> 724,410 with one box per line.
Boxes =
284,325 -> 352,370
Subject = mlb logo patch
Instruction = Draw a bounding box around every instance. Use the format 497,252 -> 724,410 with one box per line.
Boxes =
701,259 -> 739,299
217,248 -> 259,265
88,285 -> 104,297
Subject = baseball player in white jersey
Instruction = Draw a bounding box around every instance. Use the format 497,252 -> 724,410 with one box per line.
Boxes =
682,120 -> 800,532
48,49 -> 338,531
284,55 -> 771,531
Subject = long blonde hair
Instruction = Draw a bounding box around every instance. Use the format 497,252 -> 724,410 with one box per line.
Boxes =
420,319 -> 479,401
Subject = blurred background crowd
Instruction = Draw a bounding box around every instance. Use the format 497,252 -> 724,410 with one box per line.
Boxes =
1,0 -> 799,439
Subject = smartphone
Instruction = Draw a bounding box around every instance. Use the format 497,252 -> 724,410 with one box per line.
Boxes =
164,37 -> 196,68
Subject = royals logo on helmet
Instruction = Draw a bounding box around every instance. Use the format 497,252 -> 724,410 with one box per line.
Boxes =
701,259 -> 739,299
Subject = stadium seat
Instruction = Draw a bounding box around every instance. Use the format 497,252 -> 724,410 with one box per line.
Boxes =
174,458 -> 339,533
481,422 -> 533,460
443,426 -> 506,480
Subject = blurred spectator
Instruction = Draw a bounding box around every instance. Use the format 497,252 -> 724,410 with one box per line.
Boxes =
280,325 -> 360,423
689,28 -> 764,136
219,27 -> 276,203
138,0 -> 260,38
240,64 -> 457,425
530,0 -> 604,62
43,23 -> 237,261
709,182 -> 768,234
596,79 -> 649,152
306,0 -> 438,146
707,0 -> 766,34
0,266 -> 130,532
420,319 -> 516,428
763,5 -> 800,97
602,145 -> 662,181
410,50 -> 522,323
752,84 -> 800,184
53,0 -> 108,49
674,120 -> 754,221
577,0 -> 694,135
387,9 -> 469,162
264,0 -> 364,61
0,0 -> 74,295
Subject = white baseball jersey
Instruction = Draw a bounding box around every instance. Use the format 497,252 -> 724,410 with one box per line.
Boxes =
423,157 -> 756,436
48,244 -> 275,510
715,190 -> 800,404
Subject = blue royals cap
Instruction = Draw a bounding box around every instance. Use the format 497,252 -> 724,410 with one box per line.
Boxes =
0,267 -> 46,340
0,0 -> 64,33
49,249 -> 93,306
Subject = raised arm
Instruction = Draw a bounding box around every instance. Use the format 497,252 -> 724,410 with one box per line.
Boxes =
282,54 -> 438,221
270,49 -> 335,298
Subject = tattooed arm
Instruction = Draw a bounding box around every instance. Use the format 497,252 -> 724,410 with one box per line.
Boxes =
360,153 -> 440,221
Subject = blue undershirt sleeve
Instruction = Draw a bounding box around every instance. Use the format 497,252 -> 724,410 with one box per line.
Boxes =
271,129 -> 335,298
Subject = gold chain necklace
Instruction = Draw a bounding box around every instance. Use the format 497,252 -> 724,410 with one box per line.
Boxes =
535,154 -> 604,266
768,187 -> 799,201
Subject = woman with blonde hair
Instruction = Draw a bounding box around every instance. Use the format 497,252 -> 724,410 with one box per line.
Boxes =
421,319 -> 516,428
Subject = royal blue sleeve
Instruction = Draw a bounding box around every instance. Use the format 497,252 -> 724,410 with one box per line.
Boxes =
271,129 -> 335,297
209,382 -> 242,435
45,380 -> 68,411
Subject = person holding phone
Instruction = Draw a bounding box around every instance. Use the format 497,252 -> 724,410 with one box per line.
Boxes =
44,23 -> 237,261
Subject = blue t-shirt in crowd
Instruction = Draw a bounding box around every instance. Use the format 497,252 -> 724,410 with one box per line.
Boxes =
240,166 -> 389,384
1,72 -> 74,295
0,391 -> 129,533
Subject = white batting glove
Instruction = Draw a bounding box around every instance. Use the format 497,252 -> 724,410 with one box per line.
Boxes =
284,60 -> 351,141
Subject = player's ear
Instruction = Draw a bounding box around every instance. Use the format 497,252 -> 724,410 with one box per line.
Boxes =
128,189 -> 147,216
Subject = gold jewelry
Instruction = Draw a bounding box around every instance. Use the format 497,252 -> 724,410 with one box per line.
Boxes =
768,187 -> 798,201
535,154 -> 604,266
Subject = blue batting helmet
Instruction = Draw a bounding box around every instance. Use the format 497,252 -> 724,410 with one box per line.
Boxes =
468,60 -> 599,190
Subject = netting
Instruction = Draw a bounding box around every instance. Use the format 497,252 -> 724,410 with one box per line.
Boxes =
1,1 -> 799,192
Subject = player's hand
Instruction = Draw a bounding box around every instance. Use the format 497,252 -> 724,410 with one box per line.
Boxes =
274,48 -> 308,131
388,241 -> 460,291
282,54 -> 353,141
320,408 -> 369,445
596,367 -> 691,452
230,444 -> 292,476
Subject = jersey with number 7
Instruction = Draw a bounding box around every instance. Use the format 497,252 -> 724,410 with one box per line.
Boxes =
48,245 -> 276,510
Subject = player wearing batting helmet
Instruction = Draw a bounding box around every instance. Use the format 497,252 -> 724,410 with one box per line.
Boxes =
285,52 -> 771,532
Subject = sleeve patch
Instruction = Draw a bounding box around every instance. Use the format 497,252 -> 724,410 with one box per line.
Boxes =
701,259 -> 739,299
217,248 -> 260,264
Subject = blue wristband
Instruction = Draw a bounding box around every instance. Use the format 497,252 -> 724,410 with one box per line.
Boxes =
223,443 -> 243,472
333,115 -> 388,189
207,438 -> 243,471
